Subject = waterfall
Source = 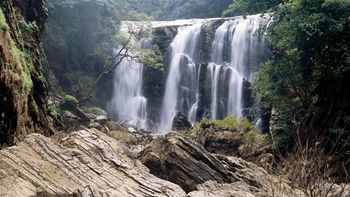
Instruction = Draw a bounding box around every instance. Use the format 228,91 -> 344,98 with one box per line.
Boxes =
207,14 -> 270,120
108,44 -> 148,129
108,14 -> 271,132
207,21 -> 229,119
159,24 -> 202,132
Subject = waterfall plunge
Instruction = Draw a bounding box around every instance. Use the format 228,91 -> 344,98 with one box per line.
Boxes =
208,15 -> 268,120
108,45 -> 148,129
159,24 -> 202,132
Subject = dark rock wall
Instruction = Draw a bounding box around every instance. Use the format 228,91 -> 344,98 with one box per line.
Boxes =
0,0 -> 53,146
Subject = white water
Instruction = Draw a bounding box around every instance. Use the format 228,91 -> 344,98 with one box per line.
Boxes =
159,24 -> 202,132
110,14 -> 271,132
108,44 -> 148,129
207,21 -> 229,119
207,14 -> 269,120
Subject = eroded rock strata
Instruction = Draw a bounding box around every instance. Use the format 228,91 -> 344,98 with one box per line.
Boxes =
0,128 -> 314,197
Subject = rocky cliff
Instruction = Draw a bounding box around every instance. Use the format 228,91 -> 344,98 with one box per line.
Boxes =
0,0 -> 53,147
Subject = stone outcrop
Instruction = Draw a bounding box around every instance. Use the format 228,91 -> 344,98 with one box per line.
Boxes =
193,122 -> 273,168
0,129 -> 185,196
0,0 -> 53,146
139,133 -> 237,192
1,127 -> 348,196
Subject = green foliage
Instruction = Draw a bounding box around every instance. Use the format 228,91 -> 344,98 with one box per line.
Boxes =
18,19 -> 38,35
223,0 -> 282,16
60,95 -> 79,111
11,43 -> 34,94
126,0 -> 232,20
254,0 -> 350,151
140,45 -> 163,70
45,0 -> 127,106
48,104 -> 60,120
201,116 -> 258,133
0,9 -> 9,32
127,10 -> 154,21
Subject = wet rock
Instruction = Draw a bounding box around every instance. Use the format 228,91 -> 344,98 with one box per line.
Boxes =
0,0 -> 53,146
172,112 -> 192,130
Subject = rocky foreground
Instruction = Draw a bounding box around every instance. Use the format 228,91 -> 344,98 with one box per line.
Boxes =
0,127 -> 347,196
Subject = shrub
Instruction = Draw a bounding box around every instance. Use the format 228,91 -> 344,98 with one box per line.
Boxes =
201,116 -> 258,133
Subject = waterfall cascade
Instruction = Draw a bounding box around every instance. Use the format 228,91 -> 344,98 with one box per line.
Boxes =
159,24 -> 202,132
107,33 -> 149,129
108,14 -> 271,132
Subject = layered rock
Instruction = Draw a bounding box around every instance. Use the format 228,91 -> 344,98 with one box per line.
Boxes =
1,127 -> 348,196
0,0 -> 53,146
0,129 -> 185,196
139,133 -> 237,192
194,123 -> 273,167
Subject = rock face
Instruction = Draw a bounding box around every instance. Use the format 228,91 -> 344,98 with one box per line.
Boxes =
194,124 -> 272,166
0,129 -> 186,196
139,133 -> 237,192
0,0 -> 53,146
2,127 -> 347,196
139,132 -> 305,196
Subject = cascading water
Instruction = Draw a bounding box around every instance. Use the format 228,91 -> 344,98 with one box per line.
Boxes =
108,42 -> 148,129
159,24 -> 202,132
207,14 -> 270,120
207,21 -> 229,119
108,14 -> 271,132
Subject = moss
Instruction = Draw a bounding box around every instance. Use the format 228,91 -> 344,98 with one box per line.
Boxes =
48,104 -> 60,119
11,44 -> 34,93
0,9 -> 9,33
85,107 -> 106,116
201,116 -> 258,133
18,19 -> 38,36
60,95 -> 79,111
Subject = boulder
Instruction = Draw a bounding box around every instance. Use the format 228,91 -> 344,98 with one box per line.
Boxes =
139,132 -> 237,192
62,111 -> 81,132
96,115 -> 108,125
172,112 -> 192,130
59,95 -> 90,126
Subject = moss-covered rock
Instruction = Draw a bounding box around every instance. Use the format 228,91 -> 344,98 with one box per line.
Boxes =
0,1 -> 54,146
85,107 -> 107,116
59,95 -> 79,111
193,116 -> 272,167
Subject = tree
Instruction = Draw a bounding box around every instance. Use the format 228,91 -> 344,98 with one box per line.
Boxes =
223,0 -> 283,16
81,23 -> 163,104
254,0 -> 350,154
